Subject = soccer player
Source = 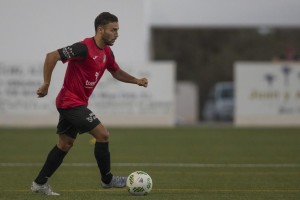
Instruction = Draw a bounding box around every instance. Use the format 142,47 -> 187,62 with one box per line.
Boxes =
31,12 -> 148,195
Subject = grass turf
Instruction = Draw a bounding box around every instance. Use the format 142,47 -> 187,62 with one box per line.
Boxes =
0,126 -> 300,199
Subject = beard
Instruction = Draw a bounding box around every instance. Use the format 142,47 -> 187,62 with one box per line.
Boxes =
103,36 -> 115,46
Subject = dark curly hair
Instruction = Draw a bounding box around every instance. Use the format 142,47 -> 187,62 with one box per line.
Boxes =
94,12 -> 118,32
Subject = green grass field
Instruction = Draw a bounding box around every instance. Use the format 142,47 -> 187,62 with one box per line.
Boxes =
1,126 -> 300,200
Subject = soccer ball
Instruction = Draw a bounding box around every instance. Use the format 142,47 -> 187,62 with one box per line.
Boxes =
126,171 -> 153,196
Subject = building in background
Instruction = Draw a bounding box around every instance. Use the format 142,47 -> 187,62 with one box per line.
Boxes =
1,0 -> 300,127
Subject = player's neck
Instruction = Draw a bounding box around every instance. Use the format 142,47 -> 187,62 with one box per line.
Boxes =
93,36 -> 105,49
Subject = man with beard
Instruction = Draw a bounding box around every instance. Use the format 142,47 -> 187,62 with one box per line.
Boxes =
31,12 -> 148,195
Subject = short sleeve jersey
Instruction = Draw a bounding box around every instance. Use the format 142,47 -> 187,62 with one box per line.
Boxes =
56,37 -> 120,109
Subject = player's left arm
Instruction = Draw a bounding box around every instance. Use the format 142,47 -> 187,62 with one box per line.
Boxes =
110,69 -> 148,87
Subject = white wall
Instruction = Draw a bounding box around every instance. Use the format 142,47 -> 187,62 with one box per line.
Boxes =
0,61 -> 176,127
0,0 -> 150,63
175,81 -> 199,124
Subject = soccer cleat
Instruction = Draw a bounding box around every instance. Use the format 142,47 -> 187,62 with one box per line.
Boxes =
101,176 -> 127,188
31,181 -> 60,196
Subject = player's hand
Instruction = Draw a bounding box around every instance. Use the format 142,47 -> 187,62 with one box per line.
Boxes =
137,78 -> 148,87
37,83 -> 50,98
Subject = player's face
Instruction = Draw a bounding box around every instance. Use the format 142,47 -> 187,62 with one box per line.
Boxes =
102,22 -> 119,46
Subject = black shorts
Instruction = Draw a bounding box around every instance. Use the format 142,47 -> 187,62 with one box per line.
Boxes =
57,105 -> 101,139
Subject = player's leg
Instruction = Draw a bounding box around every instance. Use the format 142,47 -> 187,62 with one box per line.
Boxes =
34,135 -> 74,182
31,135 -> 75,195
90,124 -> 112,182
31,114 -> 78,195
90,123 -> 126,188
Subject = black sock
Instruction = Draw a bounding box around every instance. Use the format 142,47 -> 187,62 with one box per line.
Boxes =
94,142 -> 113,184
34,145 -> 67,185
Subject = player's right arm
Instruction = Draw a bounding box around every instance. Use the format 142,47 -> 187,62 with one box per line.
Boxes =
36,42 -> 87,98
36,50 -> 61,98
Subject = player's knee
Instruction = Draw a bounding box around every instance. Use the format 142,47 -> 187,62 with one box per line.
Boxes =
99,131 -> 109,142
95,130 -> 110,142
58,140 -> 74,152
58,134 -> 75,152
102,131 -> 110,142
90,124 -> 110,142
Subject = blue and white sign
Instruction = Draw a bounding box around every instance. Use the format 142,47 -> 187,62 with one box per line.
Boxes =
235,62 -> 300,126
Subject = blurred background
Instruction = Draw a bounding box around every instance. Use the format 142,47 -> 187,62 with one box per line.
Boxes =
1,0 -> 300,127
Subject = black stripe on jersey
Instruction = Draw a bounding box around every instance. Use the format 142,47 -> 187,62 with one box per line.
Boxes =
58,42 -> 88,62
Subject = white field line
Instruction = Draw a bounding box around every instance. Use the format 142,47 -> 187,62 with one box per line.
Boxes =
1,163 -> 300,168
7,188 -> 300,193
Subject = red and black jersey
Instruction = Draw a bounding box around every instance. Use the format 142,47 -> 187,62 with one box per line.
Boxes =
56,37 -> 120,109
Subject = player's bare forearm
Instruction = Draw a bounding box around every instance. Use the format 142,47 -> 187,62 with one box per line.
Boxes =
36,51 -> 60,97
43,51 -> 60,85
111,69 -> 148,87
111,69 -> 136,83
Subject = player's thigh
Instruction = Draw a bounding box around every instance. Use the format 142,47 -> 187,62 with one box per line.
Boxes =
89,123 -> 110,142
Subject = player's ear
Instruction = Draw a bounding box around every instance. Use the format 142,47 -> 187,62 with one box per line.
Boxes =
97,26 -> 104,33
